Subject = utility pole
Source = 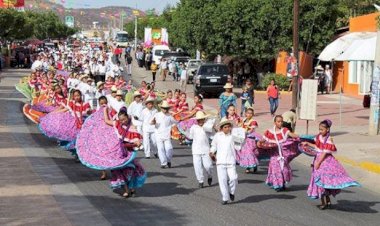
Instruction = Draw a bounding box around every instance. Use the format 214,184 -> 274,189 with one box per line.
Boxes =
369,5 -> 380,135
292,0 -> 300,109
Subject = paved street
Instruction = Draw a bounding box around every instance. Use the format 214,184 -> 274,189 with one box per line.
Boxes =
1,68 -> 380,226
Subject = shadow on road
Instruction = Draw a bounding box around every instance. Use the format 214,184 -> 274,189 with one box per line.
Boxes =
148,171 -> 187,179
236,194 -> 296,204
334,200 -> 379,213
141,182 -> 196,197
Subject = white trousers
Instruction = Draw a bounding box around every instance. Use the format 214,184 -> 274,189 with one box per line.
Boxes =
127,64 -> 132,75
143,131 -> 157,157
216,164 -> 238,201
193,154 -> 213,183
156,139 -> 173,166
180,79 -> 187,92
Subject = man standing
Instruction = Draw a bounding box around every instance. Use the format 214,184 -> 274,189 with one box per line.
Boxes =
189,111 -> 213,188
209,118 -> 238,205
96,60 -> 106,82
140,97 -> 158,159
151,101 -> 177,168
179,64 -> 187,92
128,91 -> 144,134
125,53 -> 133,76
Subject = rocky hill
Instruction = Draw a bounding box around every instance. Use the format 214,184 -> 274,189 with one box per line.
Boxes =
24,0 -> 146,30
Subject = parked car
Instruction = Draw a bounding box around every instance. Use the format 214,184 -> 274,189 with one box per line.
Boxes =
162,51 -> 190,61
186,59 -> 202,84
152,45 -> 170,65
171,56 -> 190,65
193,63 -> 229,97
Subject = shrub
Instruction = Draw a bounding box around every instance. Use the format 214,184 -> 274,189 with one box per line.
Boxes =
261,73 -> 290,91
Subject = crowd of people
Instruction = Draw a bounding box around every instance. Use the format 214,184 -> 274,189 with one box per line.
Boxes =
14,43 -> 360,208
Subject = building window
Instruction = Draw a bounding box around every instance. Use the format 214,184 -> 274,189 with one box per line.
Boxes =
349,61 -> 358,84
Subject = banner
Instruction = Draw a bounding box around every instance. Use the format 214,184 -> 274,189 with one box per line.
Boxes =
0,0 -> 25,8
144,27 -> 152,48
161,28 -> 169,46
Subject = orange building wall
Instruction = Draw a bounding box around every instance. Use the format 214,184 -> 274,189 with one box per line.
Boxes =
275,51 -> 313,78
333,12 -> 379,97
349,13 -> 380,32
333,61 -> 359,97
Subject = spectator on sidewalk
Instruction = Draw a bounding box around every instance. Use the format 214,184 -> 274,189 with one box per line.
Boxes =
125,54 -> 133,77
218,83 -> 237,118
266,79 -> 280,117
179,64 -> 187,92
145,51 -> 152,70
151,63 -> 158,82
160,58 -> 168,81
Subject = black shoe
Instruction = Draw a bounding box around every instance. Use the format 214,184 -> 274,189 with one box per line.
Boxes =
145,157 -> 150,159
130,190 -> 136,197
207,178 -> 212,186
229,194 -> 235,202
221,201 -> 228,205
198,183 -> 204,188
253,166 -> 258,173
154,153 -> 158,158
167,162 -> 171,168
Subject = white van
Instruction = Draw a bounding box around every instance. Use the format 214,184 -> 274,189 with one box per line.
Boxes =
152,45 -> 170,65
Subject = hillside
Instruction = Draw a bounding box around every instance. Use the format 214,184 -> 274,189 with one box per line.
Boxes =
24,0 -> 146,30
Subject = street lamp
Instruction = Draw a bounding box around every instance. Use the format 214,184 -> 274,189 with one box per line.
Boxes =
292,0 -> 300,110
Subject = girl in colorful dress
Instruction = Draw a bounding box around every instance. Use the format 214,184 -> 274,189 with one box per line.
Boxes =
301,119 -> 360,209
138,81 -> 149,99
259,115 -> 299,191
104,76 -> 115,90
218,83 -> 237,118
76,105 -> 146,197
39,89 -> 91,153
171,92 -> 189,141
236,107 -> 260,174
177,94 -> 204,143
223,104 -> 241,126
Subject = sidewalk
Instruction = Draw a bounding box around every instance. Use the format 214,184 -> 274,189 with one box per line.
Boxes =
129,62 -> 380,194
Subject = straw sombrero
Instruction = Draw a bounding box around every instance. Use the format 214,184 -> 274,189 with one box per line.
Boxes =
133,90 -> 142,98
223,83 -> 233,89
160,100 -> 171,108
145,96 -> 156,104
96,81 -> 104,88
116,90 -> 123,96
195,111 -> 209,120
218,118 -> 233,128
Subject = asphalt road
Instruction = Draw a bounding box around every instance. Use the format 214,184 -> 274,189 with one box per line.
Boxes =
1,68 -> 380,226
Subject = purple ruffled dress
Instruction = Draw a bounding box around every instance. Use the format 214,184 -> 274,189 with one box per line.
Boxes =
39,111 -> 80,142
236,131 -> 261,169
76,107 -> 136,170
306,135 -> 360,199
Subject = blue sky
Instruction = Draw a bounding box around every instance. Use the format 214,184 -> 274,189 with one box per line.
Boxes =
59,0 -> 179,12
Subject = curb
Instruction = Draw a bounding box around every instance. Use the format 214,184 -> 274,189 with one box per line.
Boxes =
336,156 -> 380,174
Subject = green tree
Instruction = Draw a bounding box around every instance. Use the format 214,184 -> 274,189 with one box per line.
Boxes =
0,9 -> 31,40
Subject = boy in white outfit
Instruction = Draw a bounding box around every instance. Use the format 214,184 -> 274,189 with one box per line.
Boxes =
209,118 -> 238,205
151,100 -> 177,168
128,91 -> 144,134
140,96 -> 158,159
189,111 -> 213,188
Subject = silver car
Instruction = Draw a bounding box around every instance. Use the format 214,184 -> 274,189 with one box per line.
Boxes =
186,59 -> 203,84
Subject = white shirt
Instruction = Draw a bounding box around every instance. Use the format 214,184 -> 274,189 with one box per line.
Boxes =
31,60 -> 42,70
112,99 -> 126,113
67,78 -> 80,89
210,132 -> 236,165
140,108 -> 158,133
189,125 -> 210,155
180,69 -> 187,80
152,112 -> 177,140
96,64 -> 106,74
128,101 -> 144,126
